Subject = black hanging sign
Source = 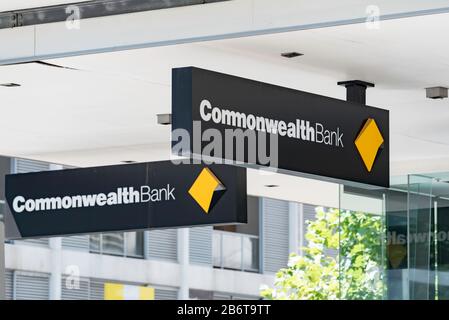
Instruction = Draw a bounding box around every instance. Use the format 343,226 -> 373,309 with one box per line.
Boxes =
172,67 -> 389,187
5,161 -> 247,239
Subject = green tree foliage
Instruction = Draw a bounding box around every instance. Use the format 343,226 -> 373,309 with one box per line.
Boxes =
261,207 -> 384,300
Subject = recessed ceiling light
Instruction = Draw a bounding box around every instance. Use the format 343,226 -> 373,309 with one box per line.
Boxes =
157,113 -> 172,125
426,87 -> 448,99
121,160 -> 137,164
0,83 -> 20,87
281,52 -> 303,59
264,184 -> 280,188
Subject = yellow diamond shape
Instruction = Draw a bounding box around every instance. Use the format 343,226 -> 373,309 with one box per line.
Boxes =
188,168 -> 225,214
355,118 -> 384,172
387,244 -> 407,269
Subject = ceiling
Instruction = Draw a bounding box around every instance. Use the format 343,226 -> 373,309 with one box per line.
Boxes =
1,11 -> 449,202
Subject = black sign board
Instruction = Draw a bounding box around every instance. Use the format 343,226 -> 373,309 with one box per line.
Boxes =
5,161 -> 247,239
172,67 -> 389,187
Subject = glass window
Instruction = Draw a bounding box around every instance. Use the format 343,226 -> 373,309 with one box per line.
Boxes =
125,232 -> 144,258
89,234 -> 101,253
212,196 -> 260,272
222,233 -> 242,270
190,289 -> 213,300
212,232 -> 222,267
90,231 -> 144,258
0,200 -> 5,222
242,236 -> 259,272
102,233 -> 124,256
213,231 -> 259,272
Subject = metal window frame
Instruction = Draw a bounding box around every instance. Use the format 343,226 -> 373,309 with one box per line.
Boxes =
89,231 -> 145,259
124,231 -> 145,259
0,0 -> 230,29
98,232 -> 125,256
212,230 -> 259,273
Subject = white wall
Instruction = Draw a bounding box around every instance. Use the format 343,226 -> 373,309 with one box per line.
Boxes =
5,243 -> 274,297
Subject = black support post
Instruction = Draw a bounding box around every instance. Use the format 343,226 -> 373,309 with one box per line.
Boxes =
338,80 -> 375,106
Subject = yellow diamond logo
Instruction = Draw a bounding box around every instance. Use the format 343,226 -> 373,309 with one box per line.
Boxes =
387,244 -> 407,269
355,118 -> 384,172
188,168 -> 226,214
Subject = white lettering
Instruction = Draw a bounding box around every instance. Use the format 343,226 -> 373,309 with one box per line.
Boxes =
200,100 -> 212,121
11,185 -> 177,214
198,100 -> 345,148
13,196 -> 25,213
